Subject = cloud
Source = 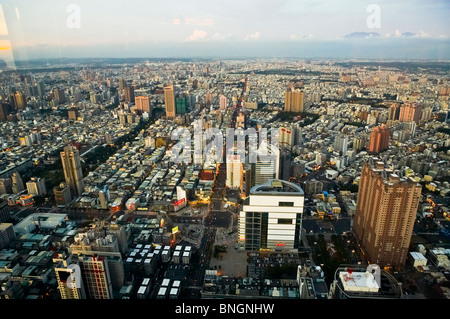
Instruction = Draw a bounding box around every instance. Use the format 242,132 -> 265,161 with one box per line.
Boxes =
185,29 -> 208,42
415,30 -> 432,38
392,30 -> 432,38
212,32 -> 232,41
172,18 -> 181,25
244,32 -> 260,41
184,18 -> 214,26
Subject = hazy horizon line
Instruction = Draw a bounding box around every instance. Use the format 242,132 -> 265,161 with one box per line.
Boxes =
2,37 -> 450,68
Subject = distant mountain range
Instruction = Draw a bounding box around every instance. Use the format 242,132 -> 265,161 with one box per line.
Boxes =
401,32 -> 417,37
344,32 -> 381,39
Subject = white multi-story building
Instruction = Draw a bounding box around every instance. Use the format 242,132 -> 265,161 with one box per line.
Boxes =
239,179 -> 304,251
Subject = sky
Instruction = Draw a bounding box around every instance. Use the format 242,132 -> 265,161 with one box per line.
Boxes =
0,0 -> 449,62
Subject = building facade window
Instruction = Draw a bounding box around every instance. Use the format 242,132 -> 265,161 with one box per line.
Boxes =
278,218 -> 293,224
279,201 -> 294,207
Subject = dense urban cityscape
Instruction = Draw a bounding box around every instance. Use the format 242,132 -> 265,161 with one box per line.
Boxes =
0,57 -> 449,305
0,1 -> 449,315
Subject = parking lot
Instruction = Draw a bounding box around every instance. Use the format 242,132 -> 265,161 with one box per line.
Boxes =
209,227 -> 247,278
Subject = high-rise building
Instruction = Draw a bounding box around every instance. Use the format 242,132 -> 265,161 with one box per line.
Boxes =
36,81 -> 45,98
13,91 -> 26,109
368,125 -> 390,154
118,78 -> 126,91
219,94 -> 227,110
11,172 -> 24,194
124,86 -> 135,103
26,85 -> 34,97
0,223 -> 15,250
127,113 -> 136,124
70,230 -> 124,292
367,110 -> 379,126
279,125 -> 295,150
76,254 -> 114,299
175,95 -> 188,115
53,252 -> 87,299
0,199 -> 10,222
285,89 -> 304,113
226,155 -> 243,191
388,103 -> 400,121
399,102 -> 422,123
118,111 -> 128,125
135,96 -> 152,115
0,103 -> 12,122
90,92 -> 102,104
205,93 -> 213,106
164,84 -> 176,119
279,150 -> 291,181
420,107 -> 433,123
353,135 -> 368,152
61,145 -> 84,197
0,178 -> 12,194
244,164 -> 252,197
53,88 -> 66,105
353,159 -> 422,269
192,79 -> 199,89
251,143 -> 280,187
239,179 -> 304,251
334,134 -> 348,154
54,183 -> 72,207
293,123 -> 303,145
26,177 -> 47,196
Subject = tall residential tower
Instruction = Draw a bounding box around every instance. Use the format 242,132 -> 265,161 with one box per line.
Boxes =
353,159 -> 422,269
284,89 -> 304,113
60,145 -> 84,197
164,84 -> 176,119
368,125 -> 390,154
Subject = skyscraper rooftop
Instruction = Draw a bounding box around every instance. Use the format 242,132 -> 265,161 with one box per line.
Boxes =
250,179 -> 304,195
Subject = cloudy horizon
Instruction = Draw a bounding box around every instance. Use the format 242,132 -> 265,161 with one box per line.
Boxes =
1,0 -> 449,62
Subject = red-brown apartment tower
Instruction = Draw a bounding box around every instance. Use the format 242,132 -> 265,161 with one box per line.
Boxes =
368,125 -> 390,154
399,102 -> 422,123
135,96 -> 152,115
353,160 -> 422,270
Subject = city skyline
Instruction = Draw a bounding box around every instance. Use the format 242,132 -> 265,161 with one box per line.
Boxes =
0,53 -> 449,303
0,0 -> 449,307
